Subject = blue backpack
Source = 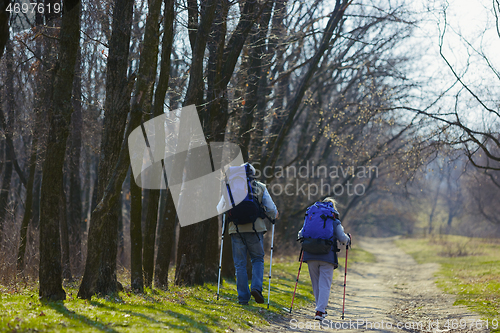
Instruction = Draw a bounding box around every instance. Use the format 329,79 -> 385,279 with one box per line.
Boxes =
300,201 -> 340,254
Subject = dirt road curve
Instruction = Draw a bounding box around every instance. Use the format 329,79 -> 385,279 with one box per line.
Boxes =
247,237 -> 489,333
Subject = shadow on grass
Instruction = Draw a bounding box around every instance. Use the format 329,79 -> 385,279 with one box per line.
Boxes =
90,299 -> 214,332
46,301 -> 119,333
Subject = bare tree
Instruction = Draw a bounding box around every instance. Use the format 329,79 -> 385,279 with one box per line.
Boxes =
39,0 -> 81,300
410,3 -> 500,173
78,0 -> 135,298
0,0 -> 9,58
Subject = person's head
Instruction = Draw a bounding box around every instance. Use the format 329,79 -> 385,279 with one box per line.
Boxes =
242,162 -> 256,176
322,197 -> 337,210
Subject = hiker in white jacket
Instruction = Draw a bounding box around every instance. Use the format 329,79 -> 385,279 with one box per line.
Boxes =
217,163 -> 278,305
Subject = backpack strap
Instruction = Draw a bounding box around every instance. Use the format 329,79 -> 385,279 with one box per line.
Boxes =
235,224 -> 249,248
235,221 -> 260,248
252,221 -> 260,241
224,172 -> 236,208
320,214 -> 335,228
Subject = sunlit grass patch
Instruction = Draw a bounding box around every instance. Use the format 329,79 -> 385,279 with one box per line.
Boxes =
347,245 -> 377,264
395,235 -> 500,332
0,257 -> 315,332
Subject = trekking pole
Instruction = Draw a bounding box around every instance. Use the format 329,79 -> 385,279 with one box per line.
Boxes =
267,221 -> 275,309
289,248 -> 304,313
341,244 -> 349,319
217,214 -> 226,301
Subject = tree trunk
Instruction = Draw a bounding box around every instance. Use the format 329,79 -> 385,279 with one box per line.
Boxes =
238,2 -> 272,159
117,192 -> 125,267
96,198 -> 120,294
16,135 -> 38,272
0,129 -> 12,247
39,0 -> 80,301
32,165 -> 42,230
68,49 -> 83,273
78,0 -> 134,298
130,173 -> 143,292
17,21 -> 47,272
143,191 -> 159,288
142,0 -> 175,288
0,0 -> 10,58
173,0 -> 217,282
0,41 -> 15,247
154,189 -> 176,289
59,180 -> 72,281
428,180 -> 442,235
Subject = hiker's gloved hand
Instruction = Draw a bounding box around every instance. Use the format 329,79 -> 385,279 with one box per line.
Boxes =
347,233 -> 352,248
297,228 -> 303,241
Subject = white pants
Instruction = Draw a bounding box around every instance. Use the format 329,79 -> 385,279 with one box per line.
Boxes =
307,260 -> 335,312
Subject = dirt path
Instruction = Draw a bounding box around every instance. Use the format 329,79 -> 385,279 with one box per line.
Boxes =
247,237 -> 489,333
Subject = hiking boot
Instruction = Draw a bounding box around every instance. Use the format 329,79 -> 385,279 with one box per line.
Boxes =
251,289 -> 264,304
239,301 -> 249,305
314,311 -> 326,320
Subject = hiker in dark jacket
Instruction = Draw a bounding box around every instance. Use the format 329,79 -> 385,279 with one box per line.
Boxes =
217,163 -> 278,305
298,197 -> 350,320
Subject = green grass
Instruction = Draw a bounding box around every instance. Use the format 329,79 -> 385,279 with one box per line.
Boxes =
0,258 -> 315,332
347,245 -> 376,264
395,235 -> 500,332
0,243 -> 374,332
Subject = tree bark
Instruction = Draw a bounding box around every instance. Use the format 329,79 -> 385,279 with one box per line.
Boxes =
428,178 -> 443,234
239,2 -> 272,160
31,165 -> 42,230
16,134 -> 38,272
0,54 -> 27,189
95,198 -> 120,294
0,115 -> 13,247
174,0 -> 219,286
142,0 -> 175,288
78,0 -> 134,298
0,41 -> 16,247
39,0 -> 80,301
68,49 -> 83,273
143,191 -> 159,288
0,0 -> 9,58
130,174 -> 143,292
154,189 -> 176,289
59,179 -> 72,281
17,22 -> 48,271
131,0 -> 165,289
117,192 -> 125,267
0,118 -> 12,247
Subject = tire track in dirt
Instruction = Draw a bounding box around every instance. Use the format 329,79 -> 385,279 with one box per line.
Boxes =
245,237 -> 489,333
